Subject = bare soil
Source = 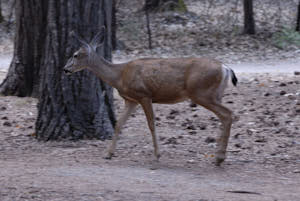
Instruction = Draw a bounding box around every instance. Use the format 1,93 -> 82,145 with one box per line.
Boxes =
0,71 -> 300,201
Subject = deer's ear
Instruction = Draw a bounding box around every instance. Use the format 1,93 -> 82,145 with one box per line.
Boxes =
90,26 -> 106,50
71,31 -> 90,49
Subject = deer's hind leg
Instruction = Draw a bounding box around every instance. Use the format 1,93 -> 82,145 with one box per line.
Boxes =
191,96 -> 233,166
139,98 -> 160,161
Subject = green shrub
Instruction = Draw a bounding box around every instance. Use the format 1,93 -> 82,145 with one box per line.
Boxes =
272,28 -> 300,49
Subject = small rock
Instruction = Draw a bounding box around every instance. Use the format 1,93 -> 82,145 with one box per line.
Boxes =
264,92 -> 271,97
1,116 -> 8,120
294,71 -> 300,75
234,133 -> 241,139
186,125 -> 196,130
255,137 -> 267,143
189,103 -> 197,108
293,169 -> 300,173
204,137 -> 216,144
198,124 -> 207,130
280,90 -> 287,95
3,121 -> 12,127
169,109 -> 179,115
187,159 -> 195,164
189,131 -> 197,135
0,106 -> 6,111
279,82 -> 287,87
163,137 -> 178,145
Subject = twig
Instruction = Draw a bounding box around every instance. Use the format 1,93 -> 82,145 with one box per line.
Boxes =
227,190 -> 262,195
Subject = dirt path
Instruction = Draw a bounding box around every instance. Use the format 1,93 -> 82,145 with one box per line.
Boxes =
1,156 -> 299,201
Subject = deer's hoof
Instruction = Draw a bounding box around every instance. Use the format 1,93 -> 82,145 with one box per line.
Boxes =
215,157 -> 225,166
104,153 -> 115,160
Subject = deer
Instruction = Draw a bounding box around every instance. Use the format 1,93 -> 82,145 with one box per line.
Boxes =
63,29 -> 238,166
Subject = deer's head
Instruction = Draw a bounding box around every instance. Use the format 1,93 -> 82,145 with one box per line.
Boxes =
64,28 -> 105,75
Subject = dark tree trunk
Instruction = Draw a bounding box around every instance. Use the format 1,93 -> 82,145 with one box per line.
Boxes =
112,0 -> 117,50
243,0 -> 255,35
144,0 -> 187,12
0,0 -> 3,23
296,0 -> 300,32
35,0 -> 115,140
0,0 -> 46,97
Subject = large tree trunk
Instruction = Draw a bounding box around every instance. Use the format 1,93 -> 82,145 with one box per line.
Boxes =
296,0 -> 300,32
144,0 -> 187,12
0,0 -> 46,97
243,0 -> 255,35
35,0 -> 115,140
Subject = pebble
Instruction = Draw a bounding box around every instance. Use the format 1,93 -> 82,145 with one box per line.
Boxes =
294,71 -> 300,75
204,137 -> 216,144
3,121 -> 12,127
293,169 -> 300,173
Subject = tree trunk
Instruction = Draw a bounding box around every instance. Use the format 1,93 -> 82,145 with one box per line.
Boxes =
144,0 -> 187,12
243,0 -> 255,35
0,0 -> 46,97
296,0 -> 300,32
112,0 -> 117,50
0,0 -> 3,23
35,0 -> 115,140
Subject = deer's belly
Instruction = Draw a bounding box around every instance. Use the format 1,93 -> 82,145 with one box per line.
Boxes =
151,90 -> 188,104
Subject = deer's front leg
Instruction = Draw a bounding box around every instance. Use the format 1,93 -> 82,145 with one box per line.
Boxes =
139,98 -> 160,161
106,100 -> 137,159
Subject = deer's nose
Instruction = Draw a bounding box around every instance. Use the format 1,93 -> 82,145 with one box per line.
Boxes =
64,69 -> 72,75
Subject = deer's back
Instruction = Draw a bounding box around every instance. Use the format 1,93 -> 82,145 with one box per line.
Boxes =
119,57 -> 223,103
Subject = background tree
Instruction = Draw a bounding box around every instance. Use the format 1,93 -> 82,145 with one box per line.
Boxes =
143,0 -> 187,12
0,0 -> 3,23
296,0 -> 300,32
0,0 -> 46,97
243,0 -> 255,34
3,0 -> 115,140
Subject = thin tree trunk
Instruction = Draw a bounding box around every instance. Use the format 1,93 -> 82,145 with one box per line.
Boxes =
243,0 -> 255,35
0,0 -> 46,97
112,0 -> 117,50
0,0 -> 3,23
296,0 -> 300,32
35,0 -> 115,140
145,8 -> 152,49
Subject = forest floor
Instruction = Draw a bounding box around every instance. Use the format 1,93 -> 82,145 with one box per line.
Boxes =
1,0 -> 300,200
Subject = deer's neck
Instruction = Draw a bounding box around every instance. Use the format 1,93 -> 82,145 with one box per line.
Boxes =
87,54 -> 122,89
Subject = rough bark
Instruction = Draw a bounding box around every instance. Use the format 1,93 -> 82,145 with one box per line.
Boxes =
0,0 -> 3,23
33,0 -> 115,140
144,0 -> 187,12
296,0 -> 300,32
112,0 -> 117,50
243,0 -> 255,35
0,0 -> 46,97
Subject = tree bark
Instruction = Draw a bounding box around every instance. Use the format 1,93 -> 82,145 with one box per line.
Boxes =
144,0 -> 187,12
296,0 -> 300,32
243,0 -> 255,35
35,0 -> 115,140
0,0 -> 46,97
0,0 -> 3,23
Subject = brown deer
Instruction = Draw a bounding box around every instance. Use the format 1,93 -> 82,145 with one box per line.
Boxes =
64,30 -> 238,166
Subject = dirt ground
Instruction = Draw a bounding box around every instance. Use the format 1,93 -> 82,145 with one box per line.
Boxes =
0,70 -> 300,201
